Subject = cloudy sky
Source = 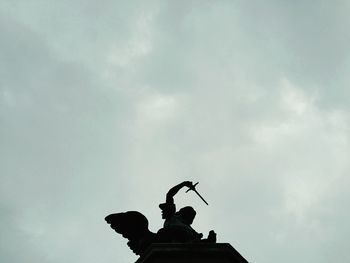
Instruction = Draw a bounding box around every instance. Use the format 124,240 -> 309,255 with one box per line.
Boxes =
1,1 -> 350,262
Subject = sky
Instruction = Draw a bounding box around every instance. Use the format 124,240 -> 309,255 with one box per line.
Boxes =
1,1 -> 350,263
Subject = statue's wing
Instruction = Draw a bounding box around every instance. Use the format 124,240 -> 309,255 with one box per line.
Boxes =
105,211 -> 156,255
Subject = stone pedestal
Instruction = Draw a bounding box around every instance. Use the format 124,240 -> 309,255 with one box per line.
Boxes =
135,243 -> 248,263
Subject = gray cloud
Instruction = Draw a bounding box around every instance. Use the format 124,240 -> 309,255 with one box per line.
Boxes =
1,1 -> 350,263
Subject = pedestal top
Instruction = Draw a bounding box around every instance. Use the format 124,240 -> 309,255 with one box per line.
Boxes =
135,243 -> 249,263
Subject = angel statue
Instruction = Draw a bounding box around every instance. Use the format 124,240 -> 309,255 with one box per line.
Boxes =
105,181 -> 217,256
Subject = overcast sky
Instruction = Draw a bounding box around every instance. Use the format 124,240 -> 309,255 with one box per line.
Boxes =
1,1 -> 350,263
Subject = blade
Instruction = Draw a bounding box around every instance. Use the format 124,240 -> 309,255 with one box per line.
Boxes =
193,189 -> 209,205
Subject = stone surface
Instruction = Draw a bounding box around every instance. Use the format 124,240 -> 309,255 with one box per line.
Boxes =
135,243 -> 249,263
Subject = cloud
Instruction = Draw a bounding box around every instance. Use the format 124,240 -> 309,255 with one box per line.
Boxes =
1,1 -> 350,263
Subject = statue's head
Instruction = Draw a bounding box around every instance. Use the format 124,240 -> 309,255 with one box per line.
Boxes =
177,206 -> 196,225
159,203 -> 176,219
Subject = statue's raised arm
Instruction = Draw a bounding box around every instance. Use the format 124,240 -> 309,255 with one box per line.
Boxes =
159,181 -> 194,221
166,181 -> 194,203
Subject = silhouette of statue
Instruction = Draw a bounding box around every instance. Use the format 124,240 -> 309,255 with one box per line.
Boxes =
157,181 -> 213,242
105,211 -> 156,255
105,181 -> 216,256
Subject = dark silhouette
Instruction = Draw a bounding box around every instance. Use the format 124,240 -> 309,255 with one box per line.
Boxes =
157,181 -> 215,243
105,181 -> 216,256
105,211 -> 156,255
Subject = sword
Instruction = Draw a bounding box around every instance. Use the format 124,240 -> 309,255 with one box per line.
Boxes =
186,182 -> 209,205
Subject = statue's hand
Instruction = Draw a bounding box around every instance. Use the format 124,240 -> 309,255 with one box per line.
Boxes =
207,230 -> 217,243
183,181 -> 194,188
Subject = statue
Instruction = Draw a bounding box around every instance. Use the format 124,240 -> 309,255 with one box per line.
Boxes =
105,181 -> 217,256
105,211 -> 156,255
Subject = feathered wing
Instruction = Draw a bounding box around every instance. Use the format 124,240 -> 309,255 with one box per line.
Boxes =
105,211 -> 156,255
